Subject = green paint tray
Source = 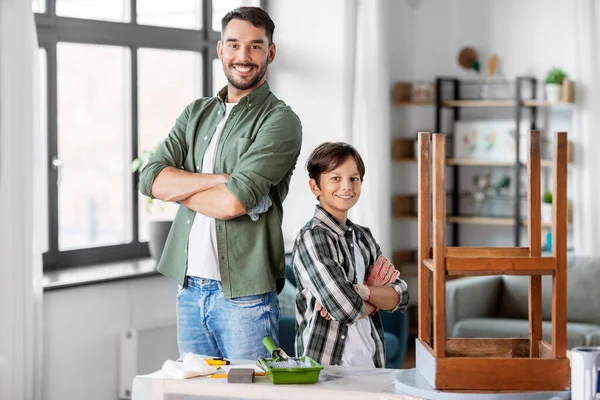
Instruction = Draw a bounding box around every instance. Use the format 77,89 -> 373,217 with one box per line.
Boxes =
258,337 -> 323,384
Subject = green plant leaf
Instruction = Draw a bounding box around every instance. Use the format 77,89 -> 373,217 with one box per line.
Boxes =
545,68 -> 567,85
131,158 -> 143,173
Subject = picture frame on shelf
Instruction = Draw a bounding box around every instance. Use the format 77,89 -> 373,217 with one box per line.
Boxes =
453,120 -> 531,162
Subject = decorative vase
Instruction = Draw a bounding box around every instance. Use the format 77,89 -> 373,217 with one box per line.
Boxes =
545,84 -> 561,103
149,220 -> 173,263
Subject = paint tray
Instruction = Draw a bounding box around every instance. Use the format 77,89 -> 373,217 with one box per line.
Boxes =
258,337 -> 323,384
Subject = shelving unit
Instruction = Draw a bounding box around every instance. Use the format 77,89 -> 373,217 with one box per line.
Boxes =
434,76 -> 575,247
390,77 -> 575,343
391,81 -> 435,278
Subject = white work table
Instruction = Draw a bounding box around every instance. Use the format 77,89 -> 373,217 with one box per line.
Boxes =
132,362 -> 423,400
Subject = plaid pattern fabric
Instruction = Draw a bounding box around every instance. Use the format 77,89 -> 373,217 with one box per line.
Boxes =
292,205 -> 409,367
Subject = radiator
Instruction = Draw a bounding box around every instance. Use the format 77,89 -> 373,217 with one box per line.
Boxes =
119,322 -> 178,399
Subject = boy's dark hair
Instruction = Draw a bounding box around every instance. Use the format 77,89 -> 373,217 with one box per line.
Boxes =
307,142 -> 365,186
221,7 -> 275,45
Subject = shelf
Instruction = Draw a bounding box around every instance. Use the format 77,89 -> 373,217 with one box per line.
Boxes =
447,216 -> 514,226
444,100 -> 514,108
523,100 -> 575,107
395,101 -> 434,106
443,100 -> 575,108
394,157 -> 417,163
395,158 -> 555,167
447,159 -> 514,167
447,158 -> 554,167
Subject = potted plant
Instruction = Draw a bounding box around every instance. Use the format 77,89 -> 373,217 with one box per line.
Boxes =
132,143 -> 175,263
541,190 -> 552,225
544,68 -> 567,103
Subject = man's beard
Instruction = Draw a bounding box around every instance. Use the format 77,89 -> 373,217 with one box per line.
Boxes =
225,62 -> 267,91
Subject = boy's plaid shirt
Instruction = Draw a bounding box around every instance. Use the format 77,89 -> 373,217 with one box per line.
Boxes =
291,205 -> 409,367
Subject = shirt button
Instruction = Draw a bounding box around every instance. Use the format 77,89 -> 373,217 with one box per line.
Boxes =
204,136 -> 208,140
196,165 -> 200,170
350,243 -> 354,247
184,248 -> 187,254
249,103 -> 252,107
348,228 -> 353,231
187,220 -> 190,224
217,110 -> 221,115
218,226 -> 223,231
341,335 -> 346,340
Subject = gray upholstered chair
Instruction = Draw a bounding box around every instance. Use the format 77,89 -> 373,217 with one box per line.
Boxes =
445,256 -> 600,348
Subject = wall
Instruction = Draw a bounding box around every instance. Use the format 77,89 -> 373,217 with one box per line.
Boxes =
43,276 -> 177,400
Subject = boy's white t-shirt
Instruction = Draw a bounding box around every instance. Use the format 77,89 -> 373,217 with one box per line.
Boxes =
186,102 -> 237,280
340,231 -> 377,367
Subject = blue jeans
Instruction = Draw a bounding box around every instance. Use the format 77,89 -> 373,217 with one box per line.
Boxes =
176,277 -> 279,360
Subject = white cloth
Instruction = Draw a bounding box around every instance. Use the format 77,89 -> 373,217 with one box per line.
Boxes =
0,2 -> 44,400
187,102 -> 236,279
573,0 -> 600,257
161,353 -> 217,379
341,232 -> 376,367
346,0 -> 392,256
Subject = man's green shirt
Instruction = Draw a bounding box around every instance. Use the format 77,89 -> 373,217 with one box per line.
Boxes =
139,82 -> 302,298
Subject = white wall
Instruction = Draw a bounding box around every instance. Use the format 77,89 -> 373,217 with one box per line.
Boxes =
409,0 -> 576,81
43,276 -> 177,400
269,0 -> 352,249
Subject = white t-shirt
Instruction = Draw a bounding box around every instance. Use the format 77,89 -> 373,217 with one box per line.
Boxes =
340,231 -> 377,367
186,102 -> 236,280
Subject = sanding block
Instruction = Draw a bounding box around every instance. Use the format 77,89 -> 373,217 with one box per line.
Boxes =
227,368 -> 255,383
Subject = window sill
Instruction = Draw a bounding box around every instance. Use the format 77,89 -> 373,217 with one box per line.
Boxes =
43,258 -> 159,291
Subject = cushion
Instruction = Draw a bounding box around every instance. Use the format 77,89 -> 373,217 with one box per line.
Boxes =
453,318 -> 599,349
383,332 -> 402,368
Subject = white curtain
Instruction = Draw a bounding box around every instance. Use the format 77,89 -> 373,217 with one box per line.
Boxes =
0,2 -> 44,400
347,0 -> 392,256
573,0 -> 600,257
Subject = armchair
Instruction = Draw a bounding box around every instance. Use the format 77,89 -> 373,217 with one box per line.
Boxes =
278,259 -> 409,368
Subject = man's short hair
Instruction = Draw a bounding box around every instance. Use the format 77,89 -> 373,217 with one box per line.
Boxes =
306,142 -> 366,186
221,7 -> 275,45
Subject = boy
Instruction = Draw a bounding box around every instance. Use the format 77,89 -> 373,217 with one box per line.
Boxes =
292,142 -> 409,368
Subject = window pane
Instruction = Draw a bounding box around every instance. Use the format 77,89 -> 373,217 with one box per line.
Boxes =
32,0 -> 46,13
137,48 -> 202,241
212,0 -> 260,32
137,0 -> 202,29
56,0 -> 130,23
57,43 -> 131,251
213,58 -> 227,96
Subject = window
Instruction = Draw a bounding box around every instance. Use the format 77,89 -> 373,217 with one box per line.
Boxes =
137,48 -> 203,241
56,0 -> 130,22
34,0 -> 264,270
